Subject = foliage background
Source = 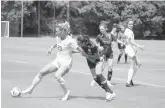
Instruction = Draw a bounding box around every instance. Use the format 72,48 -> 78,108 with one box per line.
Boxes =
1,1 -> 165,39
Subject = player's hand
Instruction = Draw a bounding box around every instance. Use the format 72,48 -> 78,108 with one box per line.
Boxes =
138,45 -> 145,50
81,51 -> 88,57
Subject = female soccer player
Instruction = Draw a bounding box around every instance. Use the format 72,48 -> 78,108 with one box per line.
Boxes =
124,19 -> 144,87
20,21 -> 86,101
94,22 -> 124,87
117,25 -> 128,63
76,36 -> 116,101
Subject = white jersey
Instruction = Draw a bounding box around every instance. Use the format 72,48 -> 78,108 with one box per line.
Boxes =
124,28 -> 135,45
124,28 -> 136,58
55,36 -> 78,63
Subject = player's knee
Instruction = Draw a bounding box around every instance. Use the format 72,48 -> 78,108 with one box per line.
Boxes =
56,77 -> 65,84
108,66 -> 113,71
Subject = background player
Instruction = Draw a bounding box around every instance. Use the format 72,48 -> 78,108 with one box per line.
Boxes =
124,19 -> 144,87
93,22 -> 125,86
117,25 -> 128,64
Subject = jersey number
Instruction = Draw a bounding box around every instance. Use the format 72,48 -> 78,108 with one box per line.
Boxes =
57,45 -> 62,51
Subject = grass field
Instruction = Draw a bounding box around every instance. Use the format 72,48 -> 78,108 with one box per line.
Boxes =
1,37 -> 165,108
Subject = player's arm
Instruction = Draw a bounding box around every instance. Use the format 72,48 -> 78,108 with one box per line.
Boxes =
129,38 -> 144,50
48,44 -> 57,55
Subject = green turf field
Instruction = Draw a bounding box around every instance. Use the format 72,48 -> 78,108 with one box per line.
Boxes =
1,37 -> 165,108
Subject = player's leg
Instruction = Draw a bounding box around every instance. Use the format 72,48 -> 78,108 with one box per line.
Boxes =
125,53 -> 128,63
54,65 -> 70,101
86,59 -> 98,86
95,61 -> 116,100
132,55 -> 141,82
126,56 -> 136,87
21,62 -> 58,94
107,56 -> 114,86
117,44 -> 123,63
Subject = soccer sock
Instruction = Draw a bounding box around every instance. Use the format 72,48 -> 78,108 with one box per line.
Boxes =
117,54 -> 122,62
127,68 -> 134,84
125,54 -> 127,62
24,75 -> 42,93
107,70 -> 113,81
57,77 -> 68,93
94,74 -> 113,93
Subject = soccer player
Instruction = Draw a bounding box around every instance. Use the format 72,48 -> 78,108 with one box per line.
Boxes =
93,22 -> 124,87
20,21 -> 86,101
77,35 -> 116,101
117,25 -> 128,63
124,19 -> 144,87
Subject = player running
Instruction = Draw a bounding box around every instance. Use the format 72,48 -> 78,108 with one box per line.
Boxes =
77,35 -> 116,101
117,25 -> 128,63
91,22 -> 124,87
20,21 -> 86,101
124,19 -> 144,87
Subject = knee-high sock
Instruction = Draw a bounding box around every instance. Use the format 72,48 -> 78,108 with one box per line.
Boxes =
57,77 -> 68,93
117,54 -> 122,62
127,68 -> 134,84
125,54 -> 127,62
22,75 -> 42,93
94,74 -> 113,93
107,70 -> 113,81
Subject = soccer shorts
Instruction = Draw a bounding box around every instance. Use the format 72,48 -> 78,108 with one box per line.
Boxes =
51,58 -> 72,69
118,43 -> 125,49
87,59 -> 100,69
125,45 -> 136,58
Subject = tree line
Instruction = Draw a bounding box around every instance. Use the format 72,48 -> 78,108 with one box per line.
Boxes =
1,1 -> 165,39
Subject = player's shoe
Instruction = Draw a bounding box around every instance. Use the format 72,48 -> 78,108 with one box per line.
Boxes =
90,80 -> 97,87
61,90 -> 70,101
130,80 -> 134,85
106,92 -> 116,101
21,88 -> 33,95
126,82 -> 133,87
107,81 -> 114,87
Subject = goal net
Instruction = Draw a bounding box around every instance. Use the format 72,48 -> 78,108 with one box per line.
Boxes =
1,21 -> 9,37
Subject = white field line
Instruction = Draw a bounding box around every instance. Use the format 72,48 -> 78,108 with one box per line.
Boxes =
4,60 -> 165,89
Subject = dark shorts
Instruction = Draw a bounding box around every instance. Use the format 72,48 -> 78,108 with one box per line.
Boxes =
86,59 -> 100,69
105,52 -> 113,59
118,43 -> 125,49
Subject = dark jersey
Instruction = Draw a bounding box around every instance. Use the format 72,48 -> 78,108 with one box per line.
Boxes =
81,42 -> 100,68
96,33 -> 116,57
82,42 -> 98,56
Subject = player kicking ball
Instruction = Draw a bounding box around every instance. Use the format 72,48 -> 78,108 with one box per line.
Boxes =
77,36 -> 116,101
124,19 -> 144,87
20,21 -> 86,101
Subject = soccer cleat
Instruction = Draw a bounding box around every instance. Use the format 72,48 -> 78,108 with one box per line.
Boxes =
107,81 -> 114,87
106,92 -> 116,101
90,80 -> 97,87
126,83 -> 133,87
21,88 -> 33,95
61,90 -> 70,101
131,80 -> 134,85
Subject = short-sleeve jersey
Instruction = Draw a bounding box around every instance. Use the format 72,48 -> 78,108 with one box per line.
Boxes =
118,32 -> 127,43
124,28 -> 135,45
81,41 -> 99,58
56,36 -> 78,62
96,33 -> 116,56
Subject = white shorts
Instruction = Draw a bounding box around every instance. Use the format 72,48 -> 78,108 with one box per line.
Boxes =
125,45 -> 136,58
51,58 -> 72,69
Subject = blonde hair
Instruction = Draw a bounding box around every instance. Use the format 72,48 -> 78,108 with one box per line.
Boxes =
56,21 -> 70,33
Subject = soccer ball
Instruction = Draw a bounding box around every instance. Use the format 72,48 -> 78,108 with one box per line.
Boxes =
10,87 -> 21,97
